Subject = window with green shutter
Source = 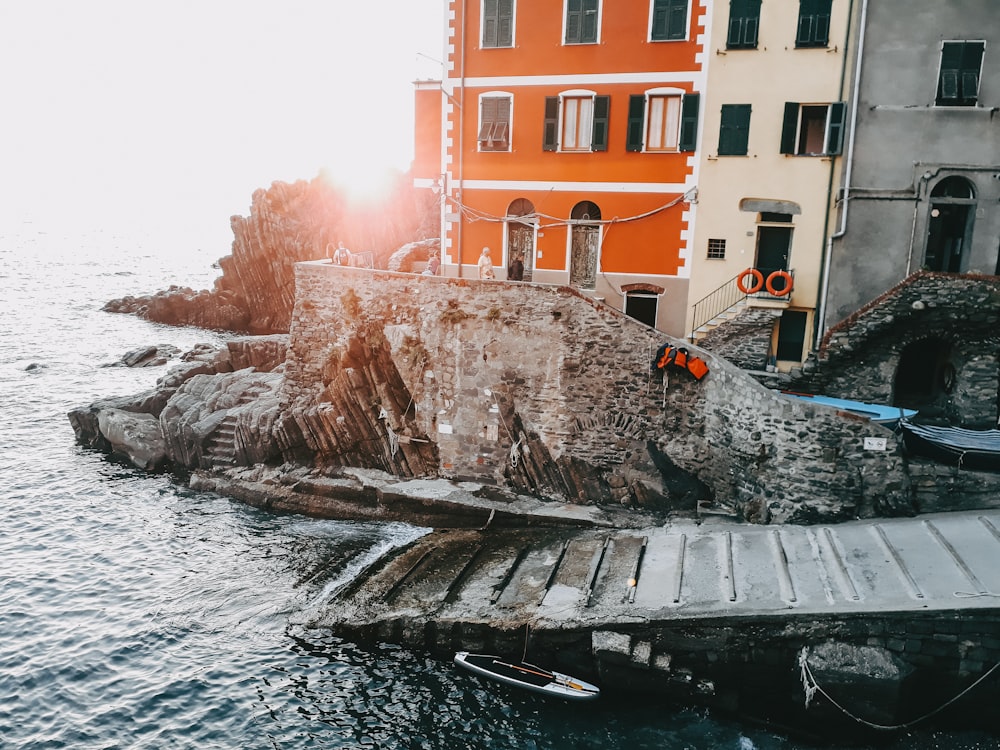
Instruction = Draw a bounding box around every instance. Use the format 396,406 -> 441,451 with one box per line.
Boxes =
726,0 -> 761,49
795,0 -> 831,48
478,96 -> 512,151
543,93 -> 610,152
482,0 -> 514,48
651,0 -> 689,41
565,0 -> 599,44
779,102 -> 846,156
718,104 -> 751,155
625,92 -> 699,152
936,41 -> 985,106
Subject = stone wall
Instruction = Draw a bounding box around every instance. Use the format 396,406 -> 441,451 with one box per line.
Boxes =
788,273 -> 1000,428
698,306 -> 782,370
278,263 -> 913,524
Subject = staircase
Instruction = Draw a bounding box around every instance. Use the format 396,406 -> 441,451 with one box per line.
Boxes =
690,298 -> 748,343
205,414 -> 239,468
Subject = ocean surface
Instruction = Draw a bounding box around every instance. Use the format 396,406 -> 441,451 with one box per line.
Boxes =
0,219 -> 995,749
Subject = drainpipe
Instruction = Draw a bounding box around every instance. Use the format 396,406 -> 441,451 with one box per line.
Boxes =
816,0 -> 866,345
455,0 -> 467,278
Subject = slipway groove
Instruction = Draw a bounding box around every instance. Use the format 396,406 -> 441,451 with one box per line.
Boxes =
325,511 -> 1000,630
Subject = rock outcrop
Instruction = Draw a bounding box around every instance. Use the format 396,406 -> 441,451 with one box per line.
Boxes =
103,177 -> 437,334
69,336 -> 288,471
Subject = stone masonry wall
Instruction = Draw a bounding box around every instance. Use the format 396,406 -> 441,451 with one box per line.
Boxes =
279,263 -> 913,524
788,273 -> 1000,428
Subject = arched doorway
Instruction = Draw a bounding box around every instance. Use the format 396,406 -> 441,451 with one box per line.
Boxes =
893,337 -> 954,414
569,201 -> 601,289
505,199 -> 535,282
924,176 -> 976,272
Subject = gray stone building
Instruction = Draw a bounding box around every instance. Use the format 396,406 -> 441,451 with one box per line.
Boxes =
823,0 -> 1000,330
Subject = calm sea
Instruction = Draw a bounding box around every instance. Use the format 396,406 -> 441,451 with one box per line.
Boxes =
0,219 -> 993,749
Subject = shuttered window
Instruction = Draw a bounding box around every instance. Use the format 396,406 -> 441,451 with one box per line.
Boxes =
626,93 -> 699,152
543,94 -> 610,152
718,104 -> 751,155
936,41 -> 985,106
795,0 -> 831,48
478,96 -> 511,151
651,0 -> 689,41
565,0 -> 599,44
779,102 -> 845,156
726,0 -> 761,49
482,0 -> 514,48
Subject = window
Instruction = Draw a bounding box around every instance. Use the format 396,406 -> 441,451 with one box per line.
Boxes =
478,95 -> 511,151
726,0 -> 760,49
718,104 -> 751,155
482,0 -> 514,48
779,102 -> 845,156
651,0 -> 688,41
565,0 -> 599,44
936,41 -> 985,106
626,91 -> 699,152
543,93 -> 609,152
707,238 -> 726,259
795,0 -> 831,48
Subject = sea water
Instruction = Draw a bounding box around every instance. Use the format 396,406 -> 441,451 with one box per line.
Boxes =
0,219 -> 993,749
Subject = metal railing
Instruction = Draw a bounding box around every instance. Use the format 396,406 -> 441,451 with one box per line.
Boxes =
689,268 -> 795,342
689,273 -> 747,341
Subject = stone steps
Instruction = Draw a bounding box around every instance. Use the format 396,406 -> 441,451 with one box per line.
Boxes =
206,414 -> 238,467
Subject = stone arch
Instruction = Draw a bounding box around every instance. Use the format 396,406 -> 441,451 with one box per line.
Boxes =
893,336 -> 954,413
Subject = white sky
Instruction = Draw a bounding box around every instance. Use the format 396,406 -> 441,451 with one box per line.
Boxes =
0,1 -> 444,243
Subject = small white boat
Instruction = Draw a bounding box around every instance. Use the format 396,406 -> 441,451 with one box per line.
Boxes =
453,651 -> 600,701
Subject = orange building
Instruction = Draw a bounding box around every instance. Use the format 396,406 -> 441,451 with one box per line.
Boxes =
413,0 -> 707,333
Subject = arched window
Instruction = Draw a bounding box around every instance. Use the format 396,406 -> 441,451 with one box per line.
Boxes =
931,176 -> 975,199
571,201 -> 601,221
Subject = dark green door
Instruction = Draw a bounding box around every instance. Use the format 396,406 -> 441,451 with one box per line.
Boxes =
755,226 -> 791,280
924,204 -> 969,272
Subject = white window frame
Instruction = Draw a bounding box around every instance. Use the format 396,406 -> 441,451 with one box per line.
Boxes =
559,89 -> 597,152
642,87 -> 684,153
477,91 -> 513,152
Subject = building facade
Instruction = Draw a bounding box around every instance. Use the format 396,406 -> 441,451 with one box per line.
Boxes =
823,0 -> 1000,330
413,0 -> 709,334
686,0 -> 854,368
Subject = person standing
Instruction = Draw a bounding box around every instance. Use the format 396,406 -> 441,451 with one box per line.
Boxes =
507,253 -> 524,281
332,241 -> 352,266
478,247 -> 495,280
424,250 -> 440,275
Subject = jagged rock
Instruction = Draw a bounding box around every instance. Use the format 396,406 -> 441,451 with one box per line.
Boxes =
96,408 -> 167,470
116,344 -> 181,368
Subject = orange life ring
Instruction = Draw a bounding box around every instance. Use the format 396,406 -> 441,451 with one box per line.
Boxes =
765,270 -> 793,296
737,268 -> 764,294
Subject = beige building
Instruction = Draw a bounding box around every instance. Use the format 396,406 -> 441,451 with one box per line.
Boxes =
687,0 -> 854,368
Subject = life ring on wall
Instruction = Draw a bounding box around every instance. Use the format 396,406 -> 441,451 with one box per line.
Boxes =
737,268 -> 764,294
765,270 -> 793,296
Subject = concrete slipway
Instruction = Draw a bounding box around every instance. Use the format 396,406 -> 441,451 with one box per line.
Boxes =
320,508 -> 1000,629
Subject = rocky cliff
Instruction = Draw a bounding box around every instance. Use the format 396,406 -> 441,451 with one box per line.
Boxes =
103,176 -> 437,334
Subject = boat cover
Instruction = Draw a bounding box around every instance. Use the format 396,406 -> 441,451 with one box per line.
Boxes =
901,420 -> 1000,471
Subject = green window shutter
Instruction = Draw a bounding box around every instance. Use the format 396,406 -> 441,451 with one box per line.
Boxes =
727,0 -> 760,48
591,95 -> 610,151
543,96 -> 560,151
498,0 -> 513,46
718,104 -> 751,155
960,42 -> 985,102
581,0 -> 598,43
483,0 -> 498,47
825,101 -> 845,155
626,95 -> 645,151
666,0 -> 688,40
653,0 -> 688,41
566,0 -> 582,43
796,0 -> 831,47
651,0 -> 668,40
780,102 -> 799,154
679,92 -> 700,152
